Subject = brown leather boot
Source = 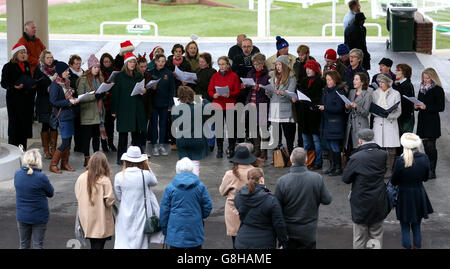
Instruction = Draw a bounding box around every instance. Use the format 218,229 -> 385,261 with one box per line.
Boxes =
60,147 -> 75,172
49,149 -> 63,174
83,156 -> 90,168
49,130 -> 58,157
305,150 -> 316,169
41,132 -> 52,159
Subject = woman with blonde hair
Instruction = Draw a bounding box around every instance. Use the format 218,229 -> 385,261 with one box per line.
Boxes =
75,151 -> 114,249
415,67 -> 445,179
391,133 -> 434,249
14,149 -> 54,249
113,146 -> 161,248
219,146 -> 256,248
266,55 -> 297,155
185,40 -> 200,72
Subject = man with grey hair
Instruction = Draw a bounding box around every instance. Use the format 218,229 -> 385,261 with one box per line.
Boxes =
17,21 -> 46,74
275,147 -> 332,249
342,129 -> 392,249
228,34 -> 260,64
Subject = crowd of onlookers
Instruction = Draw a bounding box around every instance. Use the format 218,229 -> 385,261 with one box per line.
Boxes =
2,0 -> 445,249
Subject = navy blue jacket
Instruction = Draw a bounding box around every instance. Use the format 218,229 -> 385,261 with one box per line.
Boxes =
391,152 -> 434,223
149,67 -> 175,109
14,167 -> 54,224
320,86 -> 346,140
343,64 -> 369,91
160,172 -> 212,248
49,81 -> 74,122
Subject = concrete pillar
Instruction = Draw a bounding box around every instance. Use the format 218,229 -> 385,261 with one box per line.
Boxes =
6,0 -> 48,59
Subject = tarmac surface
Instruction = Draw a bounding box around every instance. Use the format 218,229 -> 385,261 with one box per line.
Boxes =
1,37 -> 450,249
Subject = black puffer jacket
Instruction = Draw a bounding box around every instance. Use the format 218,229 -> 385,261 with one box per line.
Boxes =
342,143 -> 392,224
234,184 -> 288,249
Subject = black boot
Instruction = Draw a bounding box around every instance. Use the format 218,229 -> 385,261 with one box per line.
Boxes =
329,152 -> 342,176
101,139 -> 109,153
108,138 -> 117,152
428,149 -> 438,179
323,151 -> 335,175
216,140 -> 223,158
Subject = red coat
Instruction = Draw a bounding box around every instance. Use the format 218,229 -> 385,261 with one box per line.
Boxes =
208,69 -> 241,110
18,34 -> 46,75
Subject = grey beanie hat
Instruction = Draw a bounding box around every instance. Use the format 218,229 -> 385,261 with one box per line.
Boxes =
376,73 -> 393,87
357,128 -> 374,142
276,55 -> 290,68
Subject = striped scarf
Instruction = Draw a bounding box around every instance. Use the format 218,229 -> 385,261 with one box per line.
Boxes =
420,82 -> 435,95
54,76 -> 73,99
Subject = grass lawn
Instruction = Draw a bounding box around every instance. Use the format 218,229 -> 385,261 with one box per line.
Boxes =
0,0 -> 448,49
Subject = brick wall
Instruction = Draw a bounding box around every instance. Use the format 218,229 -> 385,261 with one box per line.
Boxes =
414,12 -> 433,54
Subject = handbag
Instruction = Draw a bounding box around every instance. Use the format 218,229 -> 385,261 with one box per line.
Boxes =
142,170 -> 161,235
50,107 -> 62,130
273,145 -> 292,168
386,178 -> 399,207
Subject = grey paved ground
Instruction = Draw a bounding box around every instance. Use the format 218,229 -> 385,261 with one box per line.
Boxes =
1,38 -> 450,249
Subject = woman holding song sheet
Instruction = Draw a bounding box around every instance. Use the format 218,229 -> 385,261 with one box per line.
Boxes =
208,56 -> 241,159
111,52 -> 147,166
77,54 -> 106,167
371,73 -> 401,178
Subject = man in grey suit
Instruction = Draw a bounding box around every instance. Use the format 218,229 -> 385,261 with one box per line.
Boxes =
275,147 -> 332,249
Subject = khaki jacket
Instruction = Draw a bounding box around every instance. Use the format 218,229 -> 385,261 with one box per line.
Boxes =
75,171 -> 115,239
219,164 -> 254,236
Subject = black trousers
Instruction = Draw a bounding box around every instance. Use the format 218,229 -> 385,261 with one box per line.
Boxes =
104,110 -> 115,146
117,131 -> 146,164
9,135 -> 28,151
423,139 -> 438,175
215,110 -> 239,151
81,124 -> 100,157
275,122 -> 296,155
88,237 -> 110,249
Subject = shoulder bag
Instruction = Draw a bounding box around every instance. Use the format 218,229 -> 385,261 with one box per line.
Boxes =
142,170 -> 161,235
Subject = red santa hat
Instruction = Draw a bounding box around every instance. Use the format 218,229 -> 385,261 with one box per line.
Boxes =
149,46 -> 162,61
123,52 -> 136,64
11,43 -> 27,56
120,40 -> 135,55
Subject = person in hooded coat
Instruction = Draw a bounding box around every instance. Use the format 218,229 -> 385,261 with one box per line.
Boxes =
159,157 -> 213,249
344,12 -> 371,71
234,167 -> 288,249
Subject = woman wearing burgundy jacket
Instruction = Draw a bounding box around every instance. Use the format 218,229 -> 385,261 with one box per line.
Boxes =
244,53 -> 271,163
208,56 -> 241,159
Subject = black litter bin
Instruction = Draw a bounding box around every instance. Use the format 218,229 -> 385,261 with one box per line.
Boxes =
387,3 -> 417,51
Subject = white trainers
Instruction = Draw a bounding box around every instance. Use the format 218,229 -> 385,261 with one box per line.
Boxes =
159,144 -> 168,156
152,145 -> 160,156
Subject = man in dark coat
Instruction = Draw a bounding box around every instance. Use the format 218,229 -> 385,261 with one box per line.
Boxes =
275,147 -> 332,249
344,12 -> 371,71
228,34 -> 260,64
342,129 -> 392,249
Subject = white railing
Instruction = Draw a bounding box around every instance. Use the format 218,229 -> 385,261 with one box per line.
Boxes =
0,18 -> 6,22
275,0 -> 353,8
100,21 -> 158,36
322,23 -> 383,37
417,0 -> 450,52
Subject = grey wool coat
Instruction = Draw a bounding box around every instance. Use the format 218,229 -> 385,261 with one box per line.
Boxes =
344,88 -> 373,149
266,72 -> 297,122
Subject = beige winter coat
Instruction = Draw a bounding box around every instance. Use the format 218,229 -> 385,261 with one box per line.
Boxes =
219,164 -> 254,236
75,171 -> 115,239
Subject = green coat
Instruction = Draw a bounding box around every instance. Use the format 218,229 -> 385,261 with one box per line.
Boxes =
77,77 -> 101,125
111,71 -> 146,133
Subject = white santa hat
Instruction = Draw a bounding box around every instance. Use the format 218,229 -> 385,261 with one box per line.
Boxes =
401,133 -> 422,150
123,52 -> 136,64
120,40 -> 135,55
11,43 -> 26,56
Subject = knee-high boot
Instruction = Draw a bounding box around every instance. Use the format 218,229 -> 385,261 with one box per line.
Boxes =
41,132 -> 51,159
323,151 -> 335,175
60,147 -> 75,171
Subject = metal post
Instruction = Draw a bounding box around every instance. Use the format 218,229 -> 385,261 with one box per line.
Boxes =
266,0 -> 270,37
249,0 -> 254,10
332,0 -> 336,37
257,0 -> 266,38
138,0 -> 142,19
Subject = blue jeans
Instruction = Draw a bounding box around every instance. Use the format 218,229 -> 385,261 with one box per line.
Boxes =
151,107 -> 169,145
17,222 -> 47,249
400,221 -> 422,249
302,133 -> 322,166
323,139 -> 341,153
